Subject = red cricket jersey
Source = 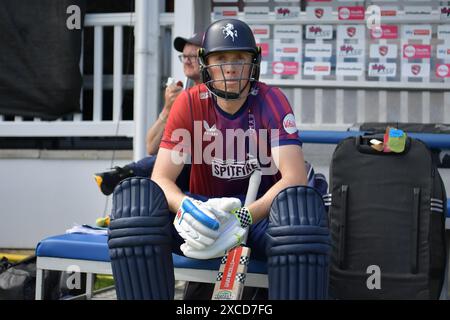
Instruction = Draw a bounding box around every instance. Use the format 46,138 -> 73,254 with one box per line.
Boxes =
160,82 -> 302,197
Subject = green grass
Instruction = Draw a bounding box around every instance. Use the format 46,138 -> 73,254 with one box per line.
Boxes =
94,275 -> 115,291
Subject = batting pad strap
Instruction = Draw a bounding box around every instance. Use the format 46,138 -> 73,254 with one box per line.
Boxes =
232,207 -> 253,228
266,226 -> 331,256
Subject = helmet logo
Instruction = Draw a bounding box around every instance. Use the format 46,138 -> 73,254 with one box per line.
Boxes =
222,23 -> 238,42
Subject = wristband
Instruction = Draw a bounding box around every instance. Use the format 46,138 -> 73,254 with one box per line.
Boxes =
232,207 -> 253,228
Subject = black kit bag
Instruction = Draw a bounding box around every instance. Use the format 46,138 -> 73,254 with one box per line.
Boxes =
0,255 -> 61,300
327,134 -> 448,299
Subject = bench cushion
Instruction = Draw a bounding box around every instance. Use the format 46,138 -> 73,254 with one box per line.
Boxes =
36,233 -> 268,274
36,233 -> 111,262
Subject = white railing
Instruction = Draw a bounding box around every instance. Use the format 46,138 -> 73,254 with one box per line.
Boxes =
0,12 -> 174,138
0,8 -> 448,138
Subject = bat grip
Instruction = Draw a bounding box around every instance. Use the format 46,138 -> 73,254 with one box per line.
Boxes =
244,169 -> 261,206
241,170 -> 262,245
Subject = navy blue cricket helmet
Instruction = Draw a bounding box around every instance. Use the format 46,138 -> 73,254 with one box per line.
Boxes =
198,19 -> 261,100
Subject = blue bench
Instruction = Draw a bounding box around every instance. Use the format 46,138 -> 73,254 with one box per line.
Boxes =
35,233 -> 268,300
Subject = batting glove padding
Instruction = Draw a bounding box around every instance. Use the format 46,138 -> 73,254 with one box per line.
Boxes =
204,197 -> 242,223
180,197 -> 248,259
204,197 -> 253,229
174,197 -> 222,250
180,220 -> 247,259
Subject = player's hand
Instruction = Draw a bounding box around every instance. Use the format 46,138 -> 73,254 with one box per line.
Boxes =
181,221 -> 247,259
206,197 -> 253,229
204,197 -> 242,223
174,197 -> 221,250
164,82 -> 183,111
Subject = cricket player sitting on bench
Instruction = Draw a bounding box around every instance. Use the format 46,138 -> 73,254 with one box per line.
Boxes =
107,19 -> 331,300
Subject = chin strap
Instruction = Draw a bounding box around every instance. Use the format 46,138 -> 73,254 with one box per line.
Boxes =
209,80 -> 253,101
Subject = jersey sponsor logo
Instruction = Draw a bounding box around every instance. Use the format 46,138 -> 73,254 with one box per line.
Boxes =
212,156 -> 259,180
200,91 -> 210,100
171,121 -> 282,176
283,113 -> 297,135
250,87 -> 259,96
204,121 -> 218,136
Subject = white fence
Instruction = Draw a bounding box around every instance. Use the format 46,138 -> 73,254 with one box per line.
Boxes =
0,9 -> 449,138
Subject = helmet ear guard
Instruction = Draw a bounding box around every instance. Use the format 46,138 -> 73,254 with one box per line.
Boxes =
251,46 -> 262,81
198,48 -> 205,62
198,47 -> 210,85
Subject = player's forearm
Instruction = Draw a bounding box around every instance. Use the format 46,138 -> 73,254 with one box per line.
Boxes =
248,175 -> 306,223
151,176 -> 185,213
146,109 -> 170,155
146,127 -> 164,155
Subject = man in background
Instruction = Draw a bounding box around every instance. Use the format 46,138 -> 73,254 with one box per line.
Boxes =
94,32 -> 203,196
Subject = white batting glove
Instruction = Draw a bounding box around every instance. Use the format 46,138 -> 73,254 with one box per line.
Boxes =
205,197 -> 253,229
181,220 -> 247,259
204,197 -> 242,223
180,197 -> 253,259
174,197 -> 222,250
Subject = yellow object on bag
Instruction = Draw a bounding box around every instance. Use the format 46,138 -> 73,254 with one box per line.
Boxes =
369,127 -> 407,153
96,216 -> 110,227
384,127 -> 407,153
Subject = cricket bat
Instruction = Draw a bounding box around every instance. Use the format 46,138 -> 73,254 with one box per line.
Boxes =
212,169 -> 262,300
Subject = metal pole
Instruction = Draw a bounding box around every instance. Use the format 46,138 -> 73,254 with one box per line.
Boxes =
134,0 -> 159,161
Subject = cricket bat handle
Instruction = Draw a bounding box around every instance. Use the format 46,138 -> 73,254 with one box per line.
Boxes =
241,169 -> 262,245
244,169 -> 261,206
